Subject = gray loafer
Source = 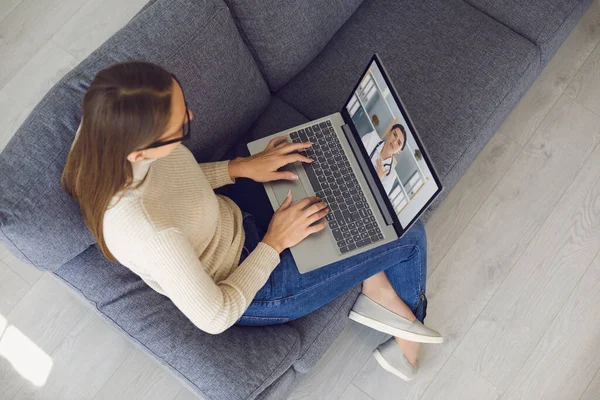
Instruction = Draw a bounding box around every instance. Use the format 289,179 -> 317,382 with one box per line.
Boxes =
349,294 -> 443,343
373,337 -> 418,381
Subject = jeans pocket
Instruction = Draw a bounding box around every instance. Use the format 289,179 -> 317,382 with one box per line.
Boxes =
236,315 -> 290,326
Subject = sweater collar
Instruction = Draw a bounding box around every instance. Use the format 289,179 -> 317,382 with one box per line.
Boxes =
131,157 -> 158,184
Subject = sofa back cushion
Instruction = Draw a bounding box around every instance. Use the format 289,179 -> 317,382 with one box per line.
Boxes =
464,0 -> 587,46
0,0 -> 270,271
224,0 -> 364,90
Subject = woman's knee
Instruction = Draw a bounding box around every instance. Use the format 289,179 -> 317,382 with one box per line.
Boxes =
410,218 -> 427,248
390,220 -> 428,287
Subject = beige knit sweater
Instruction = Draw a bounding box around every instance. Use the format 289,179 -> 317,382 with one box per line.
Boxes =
103,145 -> 280,334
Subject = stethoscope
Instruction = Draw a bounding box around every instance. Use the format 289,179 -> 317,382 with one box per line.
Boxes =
369,140 -> 394,177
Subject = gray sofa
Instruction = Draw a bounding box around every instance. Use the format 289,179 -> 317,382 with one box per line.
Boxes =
0,0 -> 592,399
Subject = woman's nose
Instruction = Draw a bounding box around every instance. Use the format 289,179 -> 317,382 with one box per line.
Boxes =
188,110 -> 194,121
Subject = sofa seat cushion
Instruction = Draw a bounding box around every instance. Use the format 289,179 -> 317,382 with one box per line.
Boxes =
55,245 -> 301,400
0,0 -> 270,272
255,368 -> 297,400
464,0 -> 594,64
276,0 -> 540,216
223,0 -> 365,91
289,285 -> 361,373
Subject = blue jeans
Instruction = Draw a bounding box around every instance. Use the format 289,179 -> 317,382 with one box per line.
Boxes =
218,178 -> 428,326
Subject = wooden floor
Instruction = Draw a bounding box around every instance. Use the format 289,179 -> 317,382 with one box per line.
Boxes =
1,1 -> 600,399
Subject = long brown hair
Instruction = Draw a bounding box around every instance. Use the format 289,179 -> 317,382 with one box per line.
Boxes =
62,61 -> 174,261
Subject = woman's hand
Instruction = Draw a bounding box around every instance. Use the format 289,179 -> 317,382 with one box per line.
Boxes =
228,136 -> 313,182
262,192 -> 329,253
375,157 -> 386,179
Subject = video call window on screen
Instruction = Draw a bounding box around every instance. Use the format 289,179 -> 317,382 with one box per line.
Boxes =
345,62 -> 439,228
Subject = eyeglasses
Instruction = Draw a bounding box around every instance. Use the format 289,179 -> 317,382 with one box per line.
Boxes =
138,74 -> 192,151
139,105 -> 191,150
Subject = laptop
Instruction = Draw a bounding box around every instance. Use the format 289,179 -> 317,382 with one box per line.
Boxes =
247,54 -> 443,273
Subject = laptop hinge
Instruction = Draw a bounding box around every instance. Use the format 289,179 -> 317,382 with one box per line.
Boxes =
341,124 -> 395,226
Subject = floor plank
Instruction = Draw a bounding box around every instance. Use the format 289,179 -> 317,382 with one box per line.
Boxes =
453,115 -> 600,390
566,40 -> 600,114
0,0 -> 86,90
352,96 -> 600,400
420,356 -> 500,400
51,0 -> 151,63
13,311 -> 134,399
0,273 -> 88,398
580,368 -> 600,400
498,0 -> 600,146
0,261 -> 30,317
340,384 -> 374,400
288,322 -> 387,400
0,241 -> 44,286
0,40 -> 77,151
0,0 -> 23,22
174,387 -> 203,400
501,253 -> 600,400
425,133 -> 521,276
92,349 -> 183,400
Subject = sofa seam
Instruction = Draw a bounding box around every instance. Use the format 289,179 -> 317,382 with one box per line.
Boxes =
223,4 -> 271,91
463,0 -> 589,58
461,0 -> 539,48
536,0 -> 592,52
0,225 -> 37,267
247,334 -> 301,400
295,286 -> 357,364
273,95 -> 312,120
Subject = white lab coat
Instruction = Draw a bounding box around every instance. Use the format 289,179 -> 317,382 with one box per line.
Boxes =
361,130 -> 398,194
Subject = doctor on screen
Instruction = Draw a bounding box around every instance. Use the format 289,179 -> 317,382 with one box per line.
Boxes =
361,124 -> 407,194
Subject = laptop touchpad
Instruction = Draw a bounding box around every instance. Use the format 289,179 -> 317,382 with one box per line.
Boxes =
271,163 -> 308,206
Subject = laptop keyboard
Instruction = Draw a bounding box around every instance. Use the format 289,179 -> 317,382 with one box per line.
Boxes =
289,120 -> 384,254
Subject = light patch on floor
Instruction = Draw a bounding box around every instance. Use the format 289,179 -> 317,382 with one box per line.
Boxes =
0,319 -> 53,387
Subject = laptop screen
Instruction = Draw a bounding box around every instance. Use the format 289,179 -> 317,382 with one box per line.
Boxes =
344,57 -> 441,229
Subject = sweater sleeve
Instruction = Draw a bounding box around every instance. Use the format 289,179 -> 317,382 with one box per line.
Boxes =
142,229 -> 280,334
199,160 -> 235,189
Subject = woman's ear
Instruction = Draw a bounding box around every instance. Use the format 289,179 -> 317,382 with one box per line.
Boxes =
127,150 -> 146,163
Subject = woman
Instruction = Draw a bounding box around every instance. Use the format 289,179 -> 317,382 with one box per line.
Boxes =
360,124 -> 407,195
62,62 -> 442,382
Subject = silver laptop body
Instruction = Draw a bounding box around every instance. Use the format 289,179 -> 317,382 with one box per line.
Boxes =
247,112 -> 399,273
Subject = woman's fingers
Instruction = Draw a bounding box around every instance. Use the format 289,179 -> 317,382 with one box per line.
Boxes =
306,219 -> 328,235
307,206 -> 329,224
276,142 -> 312,154
278,190 -> 293,209
293,196 -> 320,211
266,136 -> 288,150
275,140 -> 290,149
272,171 -> 298,181
284,153 -> 313,165
302,200 -> 328,218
